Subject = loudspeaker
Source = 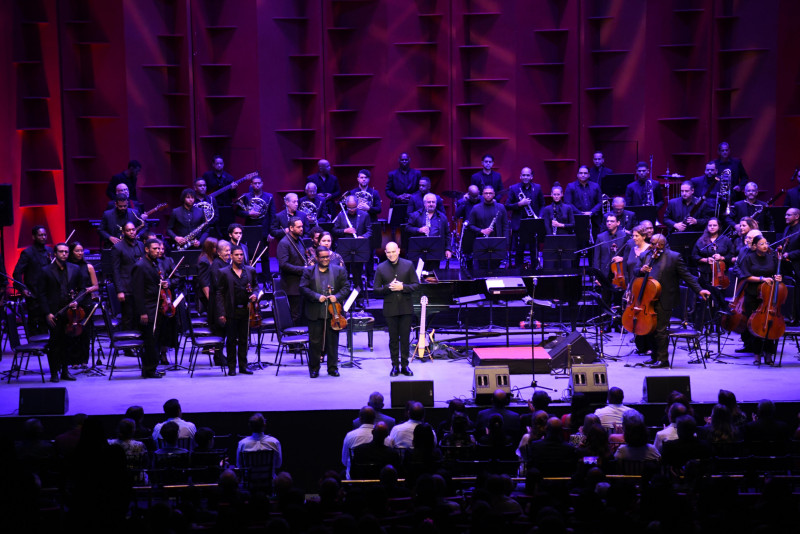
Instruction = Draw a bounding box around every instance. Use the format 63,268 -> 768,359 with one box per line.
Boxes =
473,365 -> 510,404
570,363 -> 609,403
0,185 -> 12,227
391,380 -> 434,408
19,387 -> 69,415
548,332 -> 598,369
643,376 -> 691,403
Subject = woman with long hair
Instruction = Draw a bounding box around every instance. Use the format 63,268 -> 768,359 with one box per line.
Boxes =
67,241 -> 99,368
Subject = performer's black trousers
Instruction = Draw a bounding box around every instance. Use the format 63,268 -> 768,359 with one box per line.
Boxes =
225,309 -> 250,372
308,318 -> 339,372
139,315 -> 160,374
386,314 -> 413,367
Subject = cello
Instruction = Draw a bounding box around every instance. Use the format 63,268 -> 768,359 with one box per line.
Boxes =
621,241 -> 665,336
747,246 -> 787,341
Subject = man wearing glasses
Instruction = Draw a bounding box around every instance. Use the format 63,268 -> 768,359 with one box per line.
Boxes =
300,246 -> 351,378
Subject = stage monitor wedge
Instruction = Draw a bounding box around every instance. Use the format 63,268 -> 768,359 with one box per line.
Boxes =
19,387 -> 69,415
643,376 -> 691,403
473,365 -> 510,405
570,363 -> 608,403
548,332 -> 598,370
391,380 -> 434,408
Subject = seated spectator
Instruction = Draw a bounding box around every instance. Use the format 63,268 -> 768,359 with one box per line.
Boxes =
698,404 -> 741,444
352,391 -> 395,430
744,399 -> 792,443
718,389 -> 747,432
575,422 -> 614,469
14,418 -> 54,475
152,398 -> 196,440
516,410 -> 549,461
478,414 -> 517,460
403,423 -> 443,483
660,415 -> 712,472
440,412 -> 477,448
476,389 -> 521,440
379,465 -> 412,499
154,422 -> 189,457
236,413 -> 282,472
654,402 -> 687,452
108,418 -> 149,481
614,410 -> 660,462
55,413 -> 87,458
594,387 -> 634,430
486,473 -> 524,516
525,417 -> 579,476
193,427 -> 216,452
342,406 -> 376,479
125,405 -> 152,440
386,401 -> 436,449
560,392 -> 592,434
437,399 -> 475,437
569,413 -> 601,448
351,422 -> 401,479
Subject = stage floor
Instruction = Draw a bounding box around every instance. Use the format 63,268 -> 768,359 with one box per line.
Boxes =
2,326 -> 800,418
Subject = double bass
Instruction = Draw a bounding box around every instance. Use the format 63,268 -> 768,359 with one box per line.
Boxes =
621,242 -> 665,336
747,246 -> 787,341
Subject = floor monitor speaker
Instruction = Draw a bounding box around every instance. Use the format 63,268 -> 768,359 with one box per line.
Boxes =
473,365 -> 510,405
548,332 -> 598,370
643,376 -> 691,403
19,387 -> 69,415
391,380 -> 434,408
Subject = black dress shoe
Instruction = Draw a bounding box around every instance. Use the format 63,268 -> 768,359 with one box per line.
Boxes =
310,369 -> 319,378
228,370 -> 237,376
390,366 -> 400,377
50,375 -> 60,383
60,372 -> 77,381
239,369 -> 253,375
649,361 -> 670,369
642,359 -> 658,365
401,366 -> 414,376
143,371 -> 163,379
735,347 -> 752,353
328,369 -> 340,377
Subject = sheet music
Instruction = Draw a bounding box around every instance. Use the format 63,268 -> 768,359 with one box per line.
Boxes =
343,288 -> 359,312
416,257 -> 425,280
173,293 -> 185,307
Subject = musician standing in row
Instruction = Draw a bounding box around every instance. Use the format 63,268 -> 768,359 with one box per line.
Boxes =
13,226 -> 52,336
271,193 -> 311,240
610,197 -> 636,233
277,217 -> 308,325
386,153 -> 420,207
195,237 -> 218,315
406,193 -> 451,270
625,162 -> 664,210
566,165 -> 603,220
507,167 -> 544,269
467,185 -> 509,270
39,242 -> 85,382
593,213 -> 628,300
112,222 -> 144,331
783,168 -> 800,209
193,177 -> 220,237
632,234 -> 709,368
235,175 -> 274,282
216,245 -> 257,376
166,188 -> 208,250
106,183 -> 143,212
541,185 -> 575,236
713,142 -> 748,198
726,182 -> 770,231
348,169 -> 382,222
300,246 -> 350,378
299,182 -> 328,224
407,177 -> 444,216
228,224 -> 248,262
689,162 -> 720,202
106,160 -> 141,201
203,155 -> 235,209
131,239 -> 166,378
333,195 -> 372,294
471,154 -> 503,199
307,159 -> 341,212
589,152 -> 614,187
374,242 -> 419,377
663,181 -> 710,233
98,194 -> 142,247
737,236 -> 780,364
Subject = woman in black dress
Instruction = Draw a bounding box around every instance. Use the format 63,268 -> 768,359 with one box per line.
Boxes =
737,235 -> 782,364
67,241 -> 99,367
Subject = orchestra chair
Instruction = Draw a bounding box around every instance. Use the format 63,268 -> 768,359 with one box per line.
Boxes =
271,290 -> 308,376
252,292 -> 277,370
176,301 -> 226,377
777,325 -> 800,367
102,302 -> 145,379
176,304 -> 213,368
668,326 -> 706,369
238,449 -> 275,495
3,305 -> 47,383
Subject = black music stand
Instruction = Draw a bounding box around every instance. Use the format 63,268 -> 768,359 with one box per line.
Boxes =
601,173 -> 634,198
667,231 -> 702,265
628,206 -> 659,226
473,237 -> 507,273
408,236 -> 445,271
319,222 -> 334,235
542,235 -> 577,270
766,206 -> 789,234
337,238 -> 372,301
574,214 -> 594,248
519,218 -> 546,269
388,204 -> 409,228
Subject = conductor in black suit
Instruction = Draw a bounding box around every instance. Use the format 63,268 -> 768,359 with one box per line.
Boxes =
632,234 -> 710,368
216,245 -> 257,376
131,238 -> 167,378
300,246 -> 350,378
276,217 -> 308,324
38,242 -> 85,382
374,242 -> 419,377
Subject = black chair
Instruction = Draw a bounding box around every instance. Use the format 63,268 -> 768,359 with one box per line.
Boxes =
4,305 -> 47,383
177,301 -> 226,377
102,302 -> 145,379
272,290 -> 308,376
238,449 -> 275,495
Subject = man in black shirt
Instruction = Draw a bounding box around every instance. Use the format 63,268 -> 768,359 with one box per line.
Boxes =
506,167 -> 544,268
106,160 -> 141,201
166,189 -> 208,250
300,246 -> 351,378
193,177 -> 220,237
333,195 -> 373,294
470,154 -> 503,200
277,217 -> 308,324
13,225 -> 52,336
98,195 -> 142,248
38,242 -> 85,382
689,162 -> 721,202
111,222 -> 145,331
540,185 -> 576,236
307,159 -> 341,211
347,169 -> 382,223
202,155 -> 235,208
726,182 -> 770,231
713,141 -> 748,198
299,182 -> 328,225
610,197 -> 636,234
131,238 -> 167,379
234,175 -> 274,281
625,162 -> 664,210
467,185 -> 509,270
663,181 -> 709,233
216,246 -> 257,376
386,152 -> 420,207
406,193 -> 451,270
406,177 -> 444,216
589,151 -> 614,187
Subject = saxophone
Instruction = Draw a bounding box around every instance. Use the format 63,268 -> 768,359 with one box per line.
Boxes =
177,220 -> 210,251
424,212 -> 432,235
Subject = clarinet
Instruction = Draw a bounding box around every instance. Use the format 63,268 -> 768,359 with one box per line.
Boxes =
552,203 -> 561,235
486,214 -> 498,237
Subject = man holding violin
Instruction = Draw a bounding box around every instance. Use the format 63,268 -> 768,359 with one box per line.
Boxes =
300,246 -> 351,378
216,245 -> 257,376
38,242 -> 86,382
631,234 -> 710,368
132,238 -> 169,379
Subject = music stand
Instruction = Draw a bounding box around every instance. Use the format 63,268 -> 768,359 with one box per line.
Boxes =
519,218 -> 546,268
337,238 -> 372,264
766,206 -> 789,234
574,214 -> 594,248
542,235 -> 577,270
601,173 -> 634,198
667,231 -> 702,265
388,205 -> 409,228
472,237 -> 507,273
319,222 -> 334,234
408,236 -> 445,270
628,206 -> 659,226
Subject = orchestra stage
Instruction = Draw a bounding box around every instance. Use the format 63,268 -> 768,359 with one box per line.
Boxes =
2,325 -> 800,419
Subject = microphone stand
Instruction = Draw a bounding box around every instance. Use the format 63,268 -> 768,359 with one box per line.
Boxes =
517,277 -> 555,397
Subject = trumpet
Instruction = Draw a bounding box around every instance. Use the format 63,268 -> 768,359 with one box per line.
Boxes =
518,188 -> 537,218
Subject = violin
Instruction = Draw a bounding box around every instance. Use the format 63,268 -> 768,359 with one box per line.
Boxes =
748,246 -> 787,341
246,282 -> 262,329
621,242 -> 664,336
326,285 -> 347,331
709,243 -> 730,289
610,242 -> 626,290
57,288 -> 89,337
158,269 -> 176,318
